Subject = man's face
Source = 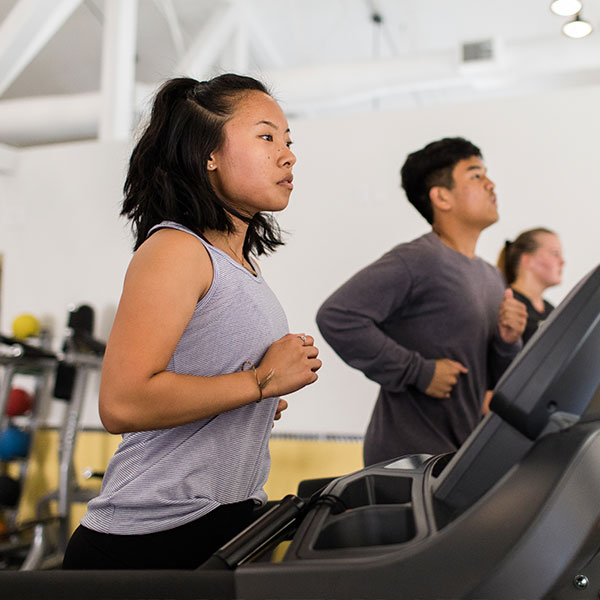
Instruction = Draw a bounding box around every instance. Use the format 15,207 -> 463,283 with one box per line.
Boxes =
446,156 -> 498,230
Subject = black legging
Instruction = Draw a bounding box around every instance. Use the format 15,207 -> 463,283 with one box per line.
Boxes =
62,499 -> 259,570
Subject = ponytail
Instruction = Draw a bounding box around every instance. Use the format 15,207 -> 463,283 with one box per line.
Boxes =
497,228 -> 555,284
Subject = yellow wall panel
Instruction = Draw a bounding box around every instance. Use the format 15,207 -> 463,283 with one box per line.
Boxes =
7,430 -> 363,535
265,437 -> 363,499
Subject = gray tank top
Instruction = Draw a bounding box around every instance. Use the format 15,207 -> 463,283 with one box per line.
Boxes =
81,221 -> 289,534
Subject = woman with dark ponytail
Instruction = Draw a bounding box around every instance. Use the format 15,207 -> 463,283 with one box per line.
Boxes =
497,227 -> 564,344
63,74 -> 321,569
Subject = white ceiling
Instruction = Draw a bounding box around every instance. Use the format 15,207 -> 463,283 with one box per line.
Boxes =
1,0 -> 599,147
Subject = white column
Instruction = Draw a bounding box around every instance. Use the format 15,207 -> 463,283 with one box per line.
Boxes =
99,0 -> 138,141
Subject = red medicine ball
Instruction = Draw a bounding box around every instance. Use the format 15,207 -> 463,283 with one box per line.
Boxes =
6,388 -> 33,417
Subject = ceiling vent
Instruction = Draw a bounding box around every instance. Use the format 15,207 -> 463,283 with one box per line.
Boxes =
462,39 -> 495,62
459,38 -> 503,73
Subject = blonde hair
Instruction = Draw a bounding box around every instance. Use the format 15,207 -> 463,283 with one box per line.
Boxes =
497,228 -> 555,284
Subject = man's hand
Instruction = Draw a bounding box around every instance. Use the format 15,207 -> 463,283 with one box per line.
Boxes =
425,359 -> 469,398
498,288 -> 527,344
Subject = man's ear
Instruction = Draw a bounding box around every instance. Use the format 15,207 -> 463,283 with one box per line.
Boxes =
430,186 -> 452,214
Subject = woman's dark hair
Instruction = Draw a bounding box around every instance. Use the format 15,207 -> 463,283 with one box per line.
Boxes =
497,228 -> 556,284
122,74 -> 284,256
400,137 -> 482,224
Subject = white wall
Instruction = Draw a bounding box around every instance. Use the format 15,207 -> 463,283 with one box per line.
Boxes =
1,85 -> 598,433
0,140 -> 133,334
0,140 -> 132,426
0,171 -> 17,325
265,84 -> 600,435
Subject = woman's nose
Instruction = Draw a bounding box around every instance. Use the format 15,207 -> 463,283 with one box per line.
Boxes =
280,146 -> 296,167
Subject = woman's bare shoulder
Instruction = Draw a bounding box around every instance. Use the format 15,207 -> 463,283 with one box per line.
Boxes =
126,227 -> 213,296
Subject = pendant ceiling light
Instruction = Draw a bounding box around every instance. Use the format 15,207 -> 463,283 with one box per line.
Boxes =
562,13 -> 593,38
550,0 -> 583,16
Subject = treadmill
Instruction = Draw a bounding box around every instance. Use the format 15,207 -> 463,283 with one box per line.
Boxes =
2,264 -> 600,599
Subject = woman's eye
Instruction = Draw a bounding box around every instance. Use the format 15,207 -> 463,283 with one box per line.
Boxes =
261,134 -> 273,141
286,140 -> 293,148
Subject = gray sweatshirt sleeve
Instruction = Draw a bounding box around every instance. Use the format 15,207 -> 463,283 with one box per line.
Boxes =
316,251 -> 436,394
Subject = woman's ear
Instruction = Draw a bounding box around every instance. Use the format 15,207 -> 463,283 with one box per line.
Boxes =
519,253 -> 532,272
207,157 -> 217,171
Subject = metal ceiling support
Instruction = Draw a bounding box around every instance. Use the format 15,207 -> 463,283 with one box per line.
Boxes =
267,31 -> 600,108
266,52 -> 458,108
0,83 -> 157,147
99,0 -> 138,141
175,1 -> 238,79
0,0 -> 83,97
0,33 -> 598,146
364,0 -> 400,56
0,92 -> 101,146
153,0 -> 185,58
0,143 -> 19,174
177,0 -> 283,78
230,0 -> 249,74
243,5 -> 285,70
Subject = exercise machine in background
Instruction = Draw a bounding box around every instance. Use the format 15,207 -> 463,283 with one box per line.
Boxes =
0,305 -> 105,570
0,328 -> 56,569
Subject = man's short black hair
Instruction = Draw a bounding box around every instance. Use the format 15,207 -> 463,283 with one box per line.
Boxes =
400,137 -> 482,224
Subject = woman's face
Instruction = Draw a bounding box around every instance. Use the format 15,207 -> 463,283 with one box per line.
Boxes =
525,233 -> 565,288
208,91 -> 296,217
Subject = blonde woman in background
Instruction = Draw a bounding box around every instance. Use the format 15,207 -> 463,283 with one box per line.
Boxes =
497,227 -> 565,345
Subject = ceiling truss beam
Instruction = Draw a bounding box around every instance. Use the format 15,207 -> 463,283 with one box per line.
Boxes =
0,0 -> 83,97
175,1 -> 238,79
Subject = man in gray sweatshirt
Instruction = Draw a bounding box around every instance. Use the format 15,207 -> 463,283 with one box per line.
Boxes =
316,137 -> 527,466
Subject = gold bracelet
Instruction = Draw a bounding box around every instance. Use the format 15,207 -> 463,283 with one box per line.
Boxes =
241,360 -> 275,403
